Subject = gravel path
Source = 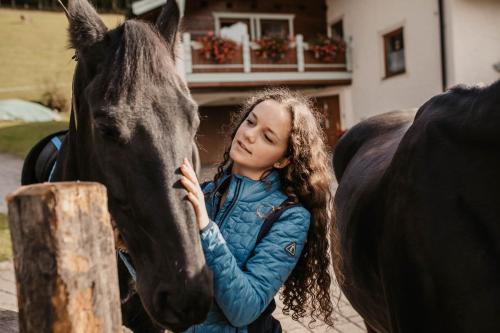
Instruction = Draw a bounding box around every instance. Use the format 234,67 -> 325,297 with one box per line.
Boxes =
0,154 -> 23,214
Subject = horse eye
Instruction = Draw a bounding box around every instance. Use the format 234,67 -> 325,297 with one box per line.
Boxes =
94,117 -> 122,141
95,120 -> 129,145
98,125 -> 120,140
72,51 -> 79,62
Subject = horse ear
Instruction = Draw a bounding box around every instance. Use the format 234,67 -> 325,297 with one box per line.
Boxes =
66,0 -> 108,49
155,0 -> 181,59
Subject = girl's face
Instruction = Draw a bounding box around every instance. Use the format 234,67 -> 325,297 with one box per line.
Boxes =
229,100 -> 292,180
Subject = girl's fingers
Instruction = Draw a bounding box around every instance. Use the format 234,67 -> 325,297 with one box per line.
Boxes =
186,192 -> 200,209
184,157 -> 194,169
180,176 -> 203,199
181,159 -> 198,184
180,165 -> 195,184
180,176 -> 195,192
181,175 -> 200,192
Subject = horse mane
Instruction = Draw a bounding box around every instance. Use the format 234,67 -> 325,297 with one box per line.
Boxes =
411,79 -> 500,143
333,110 -> 416,181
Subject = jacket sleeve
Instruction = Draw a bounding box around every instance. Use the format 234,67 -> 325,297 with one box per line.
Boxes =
199,207 -> 310,327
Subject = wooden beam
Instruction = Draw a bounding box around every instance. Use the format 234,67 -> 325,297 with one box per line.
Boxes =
6,182 -> 122,333
189,79 -> 352,89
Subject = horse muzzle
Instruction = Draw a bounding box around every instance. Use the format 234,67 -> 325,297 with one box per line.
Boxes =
140,265 -> 213,331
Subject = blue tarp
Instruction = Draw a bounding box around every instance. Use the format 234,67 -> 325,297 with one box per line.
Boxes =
0,99 -> 61,122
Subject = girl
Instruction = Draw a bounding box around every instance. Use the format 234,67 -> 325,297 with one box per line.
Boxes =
180,88 -> 335,332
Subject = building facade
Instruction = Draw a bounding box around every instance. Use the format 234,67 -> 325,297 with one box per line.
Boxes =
132,0 -> 351,165
130,0 -> 500,165
326,0 -> 500,126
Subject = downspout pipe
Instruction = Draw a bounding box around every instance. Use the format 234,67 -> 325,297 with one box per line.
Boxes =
438,0 -> 447,91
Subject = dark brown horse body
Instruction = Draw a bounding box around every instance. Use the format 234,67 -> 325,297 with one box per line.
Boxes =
22,0 -> 212,331
333,81 -> 500,332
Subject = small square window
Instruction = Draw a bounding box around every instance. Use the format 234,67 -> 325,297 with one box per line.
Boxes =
260,19 -> 289,38
219,18 -> 251,42
331,20 -> 344,40
220,18 -> 251,30
383,27 -> 405,78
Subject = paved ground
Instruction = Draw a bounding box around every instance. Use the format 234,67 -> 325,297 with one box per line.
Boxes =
277,292 -> 366,333
0,156 -> 365,332
0,262 -> 16,313
0,259 -> 365,332
0,153 -> 23,214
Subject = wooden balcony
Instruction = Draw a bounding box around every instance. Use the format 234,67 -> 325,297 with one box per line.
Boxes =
182,33 -> 352,89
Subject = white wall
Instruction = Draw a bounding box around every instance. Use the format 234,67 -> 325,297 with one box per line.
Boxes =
444,0 -> 500,87
327,0 -> 443,124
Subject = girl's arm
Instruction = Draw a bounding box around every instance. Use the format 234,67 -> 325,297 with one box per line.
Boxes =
200,207 -> 310,327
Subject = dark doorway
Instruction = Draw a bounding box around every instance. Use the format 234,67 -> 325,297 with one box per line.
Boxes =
331,19 -> 344,40
197,105 -> 238,166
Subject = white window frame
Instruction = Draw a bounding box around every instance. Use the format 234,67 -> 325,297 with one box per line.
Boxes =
378,20 -> 407,80
213,12 -> 295,40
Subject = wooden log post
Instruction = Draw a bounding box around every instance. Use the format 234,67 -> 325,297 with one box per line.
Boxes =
6,182 -> 122,333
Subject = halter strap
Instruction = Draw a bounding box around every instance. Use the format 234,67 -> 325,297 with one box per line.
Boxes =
47,136 -> 62,182
118,250 -> 137,281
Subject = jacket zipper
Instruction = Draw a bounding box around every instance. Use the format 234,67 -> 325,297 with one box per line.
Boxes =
217,179 -> 242,230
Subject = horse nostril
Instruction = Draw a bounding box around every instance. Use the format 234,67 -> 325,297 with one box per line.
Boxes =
153,289 -> 180,325
149,266 -> 213,329
153,284 -> 211,327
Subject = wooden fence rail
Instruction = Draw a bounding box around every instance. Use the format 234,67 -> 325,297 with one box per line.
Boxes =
6,182 -> 123,333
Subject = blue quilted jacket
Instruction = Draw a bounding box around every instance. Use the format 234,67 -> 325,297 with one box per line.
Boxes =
183,169 -> 310,333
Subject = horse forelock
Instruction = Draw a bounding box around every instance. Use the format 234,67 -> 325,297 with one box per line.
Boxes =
104,20 -> 175,103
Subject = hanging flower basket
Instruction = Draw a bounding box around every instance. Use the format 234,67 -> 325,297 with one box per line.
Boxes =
197,32 -> 237,64
254,36 -> 290,63
307,35 -> 346,62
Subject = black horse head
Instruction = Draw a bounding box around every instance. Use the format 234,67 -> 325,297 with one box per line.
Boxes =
51,0 -> 213,330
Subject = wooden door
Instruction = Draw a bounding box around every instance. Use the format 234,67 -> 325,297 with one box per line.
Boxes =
314,95 -> 342,150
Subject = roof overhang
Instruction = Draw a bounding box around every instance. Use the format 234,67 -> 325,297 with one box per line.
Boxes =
187,71 -> 352,90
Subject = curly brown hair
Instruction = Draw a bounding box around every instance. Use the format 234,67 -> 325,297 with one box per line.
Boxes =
211,87 -> 339,327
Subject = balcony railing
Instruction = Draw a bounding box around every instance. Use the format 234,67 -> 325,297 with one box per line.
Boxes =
182,33 -> 352,82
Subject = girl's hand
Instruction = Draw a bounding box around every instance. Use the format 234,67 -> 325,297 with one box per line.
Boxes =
180,157 -> 210,231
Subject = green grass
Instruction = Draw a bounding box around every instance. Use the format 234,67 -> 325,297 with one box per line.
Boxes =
0,121 -> 68,158
0,214 -> 12,262
0,9 -> 124,102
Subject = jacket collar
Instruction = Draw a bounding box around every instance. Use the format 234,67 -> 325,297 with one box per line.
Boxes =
214,167 -> 282,201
